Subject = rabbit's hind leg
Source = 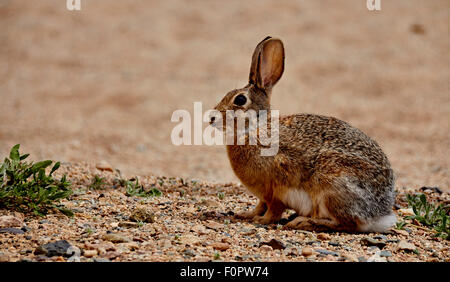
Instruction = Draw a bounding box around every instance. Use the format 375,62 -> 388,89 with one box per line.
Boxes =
283,216 -> 339,232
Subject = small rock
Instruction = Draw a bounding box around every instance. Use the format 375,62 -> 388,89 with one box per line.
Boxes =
284,247 -> 300,256
179,234 -> 201,246
328,241 -> 340,247
211,242 -> 230,251
386,239 -> 400,244
260,245 -> 273,252
357,256 -> 367,262
240,228 -> 256,236
118,221 -> 139,228
259,239 -> 285,250
158,239 -> 172,249
380,250 -> 392,257
129,208 -> 156,223
360,237 -> 386,249
191,224 -> 208,235
103,251 -> 120,260
301,247 -> 313,257
316,249 -> 339,257
367,246 -> 380,254
344,254 -> 358,262
183,249 -> 196,257
103,233 -> 131,243
367,251 -> 387,262
204,220 -> 224,231
67,255 -> 81,262
419,186 -> 442,194
21,226 -> 32,232
373,235 -> 387,241
342,245 -> 352,251
393,229 -> 409,236
201,199 -> 219,207
53,256 -> 65,262
36,255 -> 48,262
395,240 -> 416,252
317,233 -> 331,241
93,258 -> 111,262
34,240 -> 73,257
0,215 -> 22,228
96,160 -> 114,172
83,250 -> 98,258
66,246 -> 81,258
0,227 -> 25,234
84,242 -> 115,254
0,254 -> 10,262
117,242 -> 139,251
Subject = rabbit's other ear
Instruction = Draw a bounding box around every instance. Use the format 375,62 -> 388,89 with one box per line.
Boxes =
249,37 -> 285,90
249,36 -> 272,86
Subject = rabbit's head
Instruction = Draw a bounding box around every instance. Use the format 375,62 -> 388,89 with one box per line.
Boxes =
210,36 -> 285,129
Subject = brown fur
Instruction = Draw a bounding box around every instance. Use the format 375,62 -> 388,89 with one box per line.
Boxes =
211,37 -> 395,232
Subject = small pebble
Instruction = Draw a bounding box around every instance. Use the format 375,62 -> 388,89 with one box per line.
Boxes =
395,240 -> 416,252
301,247 -> 313,257
260,245 -> 273,252
96,160 -> 114,172
129,208 -> 156,223
259,239 -> 285,250
183,249 -> 196,257
83,250 -> 98,258
0,215 -> 22,228
317,233 -> 331,241
380,250 -> 392,257
316,249 -> 339,257
0,228 -> 25,234
211,242 -> 230,251
103,233 -> 131,243
34,240 -> 73,257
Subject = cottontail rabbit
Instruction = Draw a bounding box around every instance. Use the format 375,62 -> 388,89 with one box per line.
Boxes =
210,36 -> 396,232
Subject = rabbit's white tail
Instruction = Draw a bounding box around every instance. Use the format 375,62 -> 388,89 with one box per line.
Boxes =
358,212 -> 397,233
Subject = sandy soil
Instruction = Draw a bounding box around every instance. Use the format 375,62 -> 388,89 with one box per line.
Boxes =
0,163 -> 448,262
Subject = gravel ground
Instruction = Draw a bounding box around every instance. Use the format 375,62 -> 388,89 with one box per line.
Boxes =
0,162 -> 448,262
0,0 -> 448,263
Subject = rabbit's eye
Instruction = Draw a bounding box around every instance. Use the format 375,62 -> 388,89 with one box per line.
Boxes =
233,94 -> 247,106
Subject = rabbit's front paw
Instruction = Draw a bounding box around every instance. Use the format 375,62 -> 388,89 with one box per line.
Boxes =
253,215 -> 276,225
236,210 -> 257,220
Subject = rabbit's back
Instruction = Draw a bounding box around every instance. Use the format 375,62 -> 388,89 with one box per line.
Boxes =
279,113 -> 391,176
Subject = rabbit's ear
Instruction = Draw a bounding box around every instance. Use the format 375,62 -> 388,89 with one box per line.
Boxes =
249,37 -> 285,90
249,36 -> 272,86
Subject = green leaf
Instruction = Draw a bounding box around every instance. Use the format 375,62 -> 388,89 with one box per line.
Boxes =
420,194 -> 427,205
149,188 -> 162,197
57,207 -> 74,217
50,162 -> 60,175
19,153 -> 30,161
32,160 -> 53,172
9,144 -> 20,161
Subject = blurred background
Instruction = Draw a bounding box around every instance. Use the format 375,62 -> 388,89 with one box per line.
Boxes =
0,0 -> 448,190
